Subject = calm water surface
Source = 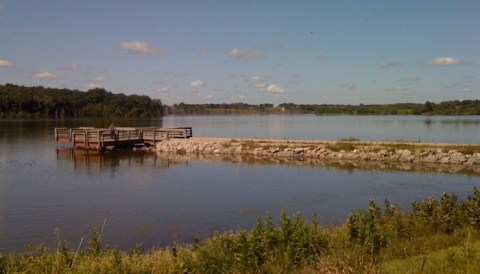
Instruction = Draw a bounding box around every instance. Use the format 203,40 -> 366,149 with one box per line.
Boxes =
1,115 -> 479,252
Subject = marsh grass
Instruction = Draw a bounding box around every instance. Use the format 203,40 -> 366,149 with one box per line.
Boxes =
325,142 -> 357,152
2,188 -> 480,273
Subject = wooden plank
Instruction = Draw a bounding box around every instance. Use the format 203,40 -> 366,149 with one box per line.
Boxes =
55,126 -> 193,149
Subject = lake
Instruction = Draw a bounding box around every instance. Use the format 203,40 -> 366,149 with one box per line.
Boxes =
0,115 -> 479,253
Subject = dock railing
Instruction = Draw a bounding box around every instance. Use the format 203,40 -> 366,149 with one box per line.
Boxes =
55,126 -> 192,150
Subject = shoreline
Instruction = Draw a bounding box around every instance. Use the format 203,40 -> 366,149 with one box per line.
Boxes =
153,137 -> 480,174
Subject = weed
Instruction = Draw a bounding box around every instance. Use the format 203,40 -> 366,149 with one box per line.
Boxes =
3,187 -> 480,273
339,137 -> 360,142
326,142 -> 357,152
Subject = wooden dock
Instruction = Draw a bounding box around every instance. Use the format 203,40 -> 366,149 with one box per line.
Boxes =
55,126 -> 192,150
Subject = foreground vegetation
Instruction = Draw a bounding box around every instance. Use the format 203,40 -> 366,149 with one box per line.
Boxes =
2,188 -> 480,273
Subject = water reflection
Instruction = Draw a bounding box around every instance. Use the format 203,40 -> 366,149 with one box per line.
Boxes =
2,116 -> 480,253
56,149 -> 174,172
57,148 -> 480,177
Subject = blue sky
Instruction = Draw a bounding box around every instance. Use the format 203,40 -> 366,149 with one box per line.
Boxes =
0,1 -> 478,105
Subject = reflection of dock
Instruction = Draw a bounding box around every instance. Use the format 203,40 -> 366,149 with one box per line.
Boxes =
55,127 -> 192,150
55,148 -> 178,171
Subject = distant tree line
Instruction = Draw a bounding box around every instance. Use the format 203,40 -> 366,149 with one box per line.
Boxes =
165,100 -> 480,116
2,83 -> 479,118
310,100 -> 480,115
0,84 -> 163,118
165,103 -> 278,115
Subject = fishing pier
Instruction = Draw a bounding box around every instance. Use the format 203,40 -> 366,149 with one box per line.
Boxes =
55,127 -> 192,151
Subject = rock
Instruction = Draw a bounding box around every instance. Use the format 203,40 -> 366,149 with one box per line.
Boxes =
401,149 -> 412,158
293,147 -> 305,154
440,157 -> 451,164
276,151 -> 294,158
271,147 -> 281,153
449,153 -> 467,164
234,145 -> 243,154
378,149 -> 388,156
153,139 -> 479,173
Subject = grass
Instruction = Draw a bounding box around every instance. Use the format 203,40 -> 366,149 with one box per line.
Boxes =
325,142 -> 357,152
2,188 -> 480,273
228,138 -> 480,157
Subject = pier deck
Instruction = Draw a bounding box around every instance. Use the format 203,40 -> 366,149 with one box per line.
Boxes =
55,126 -> 192,150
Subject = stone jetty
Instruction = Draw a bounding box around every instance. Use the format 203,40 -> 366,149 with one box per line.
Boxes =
155,137 -> 480,169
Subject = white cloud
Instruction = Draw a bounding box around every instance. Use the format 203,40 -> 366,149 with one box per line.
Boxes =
196,92 -> 213,100
399,76 -> 421,82
228,48 -> 263,60
119,41 -> 165,55
462,84 -> 473,92
248,75 -> 284,94
32,71 -> 59,80
424,57 -> 461,66
380,62 -> 404,69
247,75 -> 266,90
92,76 -> 106,82
197,48 -> 213,55
232,95 -> 246,102
384,86 -> 408,92
156,86 -> 169,93
266,84 -> 284,94
158,70 -> 189,77
249,75 -> 263,82
88,83 -> 101,89
340,82 -> 357,91
61,63 -> 82,71
0,59 -> 13,67
190,80 -> 205,88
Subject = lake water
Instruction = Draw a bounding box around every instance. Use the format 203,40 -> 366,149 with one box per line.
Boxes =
1,115 -> 479,253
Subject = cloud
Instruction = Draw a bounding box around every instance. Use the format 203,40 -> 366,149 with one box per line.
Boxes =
88,83 -> 101,89
247,75 -> 266,90
380,62 -> 404,69
196,92 -> 213,100
247,75 -> 284,94
340,82 -> 357,91
197,48 -> 213,55
384,86 -> 408,92
232,95 -> 246,102
156,86 -> 169,93
266,84 -> 284,94
60,63 -> 84,71
190,80 -> 205,88
119,41 -> 167,55
158,70 -> 189,77
228,48 -> 263,60
249,75 -> 263,82
424,57 -> 463,66
32,72 -> 59,80
0,59 -> 13,67
316,54 -> 327,60
92,76 -> 106,82
399,76 -> 421,82
87,75 -> 106,89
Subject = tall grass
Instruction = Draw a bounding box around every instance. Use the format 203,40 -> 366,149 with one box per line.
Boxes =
2,188 -> 480,273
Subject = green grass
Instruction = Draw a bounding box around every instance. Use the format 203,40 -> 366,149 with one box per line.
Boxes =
3,188 -> 480,273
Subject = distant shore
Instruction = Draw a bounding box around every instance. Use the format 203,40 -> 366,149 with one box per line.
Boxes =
152,137 -> 480,174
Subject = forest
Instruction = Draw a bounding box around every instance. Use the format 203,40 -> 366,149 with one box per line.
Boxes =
165,100 -> 480,115
1,83 -> 479,118
0,84 -> 163,118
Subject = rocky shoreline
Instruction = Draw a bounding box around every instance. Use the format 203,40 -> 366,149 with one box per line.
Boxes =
153,138 -> 480,173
